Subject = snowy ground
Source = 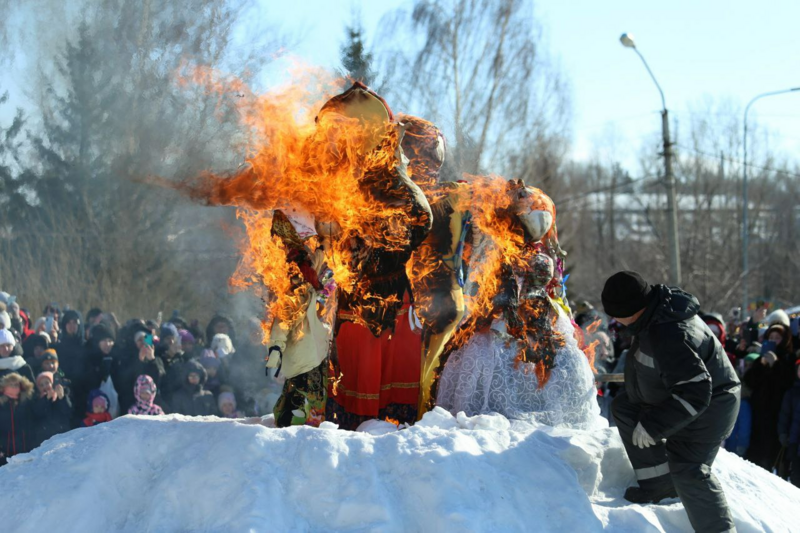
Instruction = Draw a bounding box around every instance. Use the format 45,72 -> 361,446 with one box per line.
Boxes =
1,408 -> 797,532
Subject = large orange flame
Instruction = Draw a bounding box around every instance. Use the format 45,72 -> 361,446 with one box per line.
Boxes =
179,66 -> 430,339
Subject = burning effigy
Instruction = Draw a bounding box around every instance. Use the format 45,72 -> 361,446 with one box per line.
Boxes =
179,71 -> 598,430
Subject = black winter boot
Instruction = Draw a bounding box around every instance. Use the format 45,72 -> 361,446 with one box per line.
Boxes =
623,484 -> 678,504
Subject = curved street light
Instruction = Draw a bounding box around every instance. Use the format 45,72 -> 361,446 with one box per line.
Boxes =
620,33 -> 681,286
741,87 -> 800,316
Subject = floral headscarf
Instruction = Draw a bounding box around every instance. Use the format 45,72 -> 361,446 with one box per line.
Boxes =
128,374 -> 164,416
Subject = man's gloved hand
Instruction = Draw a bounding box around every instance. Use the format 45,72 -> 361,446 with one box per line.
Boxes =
735,445 -> 747,457
779,433 -> 789,448
633,422 -> 656,449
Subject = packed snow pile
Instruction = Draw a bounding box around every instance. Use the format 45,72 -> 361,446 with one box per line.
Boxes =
2,409 -> 798,532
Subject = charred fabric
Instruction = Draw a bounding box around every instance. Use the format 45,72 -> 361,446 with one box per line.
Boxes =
189,81 -> 595,430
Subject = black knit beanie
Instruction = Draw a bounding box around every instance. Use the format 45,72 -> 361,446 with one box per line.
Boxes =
89,323 -> 115,343
601,271 -> 653,318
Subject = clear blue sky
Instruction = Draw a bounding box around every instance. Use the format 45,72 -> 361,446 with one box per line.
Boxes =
3,0 -> 798,174
261,0 -> 800,173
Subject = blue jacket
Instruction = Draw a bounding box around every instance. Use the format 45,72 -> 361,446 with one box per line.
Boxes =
724,398 -> 751,455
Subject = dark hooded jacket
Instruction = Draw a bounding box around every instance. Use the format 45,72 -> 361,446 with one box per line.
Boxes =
30,388 -> 73,448
625,285 -> 740,441
110,322 -> 165,415
155,336 -> 189,405
168,360 -> 216,416
54,310 -> 89,425
206,315 -> 236,347
743,331 -> 793,469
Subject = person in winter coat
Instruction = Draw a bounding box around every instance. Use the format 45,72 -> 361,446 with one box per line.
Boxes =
54,310 -> 86,418
0,329 -> 34,383
217,390 -> 243,419
85,324 -> 116,390
178,329 -> 199,359
602,271 -> 740,533
39,349 -> 71,397
30,371 -> 72,448
22,332 -> 50,375
82,389 -> 112,427
199,354 -> 224,398
8,301 -> 24,338
155,323 -> 189,405
0,372 -> 35,465
128,375 -> 164,416
111,323 -> 165,415
743,341 -> 790,472
206,315 -> 236,348
763,322 -> 796,387
724,384 -> 752,458
778,361 -> 800,487
168,360 -> 216,416
209,333 -> 235,360
700,312 -> 736,367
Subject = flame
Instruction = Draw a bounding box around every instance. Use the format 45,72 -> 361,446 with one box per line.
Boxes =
417,176 -> 566,392
583,339 -> 600,371
384,417 -> 400,427
176,66 -> 577,398
178,65 -> 429,340
578,316 -> 602,372
585,318 -> 601,335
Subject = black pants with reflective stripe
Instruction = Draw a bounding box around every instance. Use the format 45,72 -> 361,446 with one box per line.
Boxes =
612,392 -> 736,533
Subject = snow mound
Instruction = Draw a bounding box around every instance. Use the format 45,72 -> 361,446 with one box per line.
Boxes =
2,409 -> 797,532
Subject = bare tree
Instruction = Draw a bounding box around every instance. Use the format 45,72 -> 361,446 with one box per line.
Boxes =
378,0 -> 571,178
0,0 -> 284,321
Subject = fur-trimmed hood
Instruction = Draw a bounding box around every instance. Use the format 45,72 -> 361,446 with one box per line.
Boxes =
0,372 -> 34,405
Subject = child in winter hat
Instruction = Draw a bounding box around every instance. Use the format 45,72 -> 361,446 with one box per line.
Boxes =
199,354 -> 223,396
178,329 -> 196,355
217,391 -> 242,419
83,389 -> 113,427
210,333 -> 235,359
128,375 -> 164,416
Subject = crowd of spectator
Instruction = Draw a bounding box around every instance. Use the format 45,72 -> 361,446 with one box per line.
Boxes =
577,301 -> 800,488
0,290 -> 277,466
2,285 -> 799,491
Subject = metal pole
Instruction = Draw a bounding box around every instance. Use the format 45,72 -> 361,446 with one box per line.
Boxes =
742,108 -> 750,319
632,47 -> 680,286
662,109 -> 681,286
741,87 -> 800,317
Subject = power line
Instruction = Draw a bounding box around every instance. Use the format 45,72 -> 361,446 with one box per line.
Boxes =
674,144 -> 800,180
554,174 -> 662,206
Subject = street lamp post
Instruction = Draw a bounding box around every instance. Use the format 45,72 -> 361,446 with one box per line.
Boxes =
620,33 -> 681,286
741,87 -> 800,317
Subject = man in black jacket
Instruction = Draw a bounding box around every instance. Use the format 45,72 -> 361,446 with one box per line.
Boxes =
602,271 -> 740,533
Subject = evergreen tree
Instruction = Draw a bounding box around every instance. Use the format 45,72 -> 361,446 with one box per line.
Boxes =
340,21 -> 374,86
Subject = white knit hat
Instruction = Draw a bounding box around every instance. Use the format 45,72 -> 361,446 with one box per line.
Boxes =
0,328 -> 16,347
766,309 -> 790,329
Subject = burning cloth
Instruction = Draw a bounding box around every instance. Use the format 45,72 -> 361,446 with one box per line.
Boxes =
179,75 -> 598,429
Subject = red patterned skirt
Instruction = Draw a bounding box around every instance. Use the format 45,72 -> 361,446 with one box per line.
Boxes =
328,304 -> 421,427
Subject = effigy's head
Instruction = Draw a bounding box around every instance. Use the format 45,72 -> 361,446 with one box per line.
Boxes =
506,180 -> 555,242
315,82 -> 394,154
396,114 -> 446,191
